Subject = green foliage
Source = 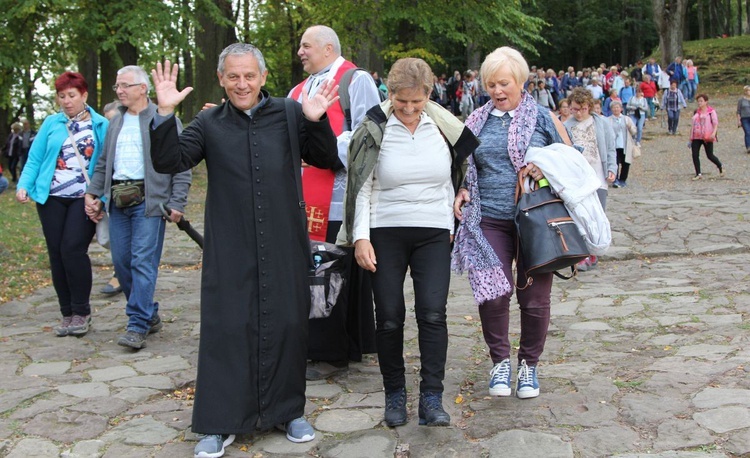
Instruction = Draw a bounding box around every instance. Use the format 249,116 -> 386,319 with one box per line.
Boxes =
680,35 -> 750,90
0,190 -> 49,302
382,44 -> 446,68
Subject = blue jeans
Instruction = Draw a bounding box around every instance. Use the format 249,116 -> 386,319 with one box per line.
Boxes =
686,80 -> 697,102
667,109 -> 681,134
679,80 -> 689,101
630,114 -> 645,143
109,202 -> 165,333
741,117 -> 750,149
0,176 -> 8,194
646,97 -> 655,118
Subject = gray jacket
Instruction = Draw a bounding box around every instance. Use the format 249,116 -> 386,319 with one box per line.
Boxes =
88,102 -> 191,216
564,113 -> 617,177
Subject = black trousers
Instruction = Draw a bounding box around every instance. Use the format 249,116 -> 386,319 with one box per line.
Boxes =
691,140 -> 722,175
7,155 -> 19,181
369,227 -> 450,394
36,196 -> 96,316
616,147 -> 630,182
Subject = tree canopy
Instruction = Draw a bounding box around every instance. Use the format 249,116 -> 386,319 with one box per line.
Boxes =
0,0 -> 747,138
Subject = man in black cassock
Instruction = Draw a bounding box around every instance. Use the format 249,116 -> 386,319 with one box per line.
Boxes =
148,44 -> 341,458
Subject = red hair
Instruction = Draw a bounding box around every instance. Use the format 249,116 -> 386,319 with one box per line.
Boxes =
55,72 -> 88,94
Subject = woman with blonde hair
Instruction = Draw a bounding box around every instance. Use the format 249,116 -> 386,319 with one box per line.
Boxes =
452,46 -> 569,401
608,100 -> 638,187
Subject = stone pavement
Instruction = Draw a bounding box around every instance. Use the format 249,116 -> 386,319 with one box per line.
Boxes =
2,164 -> 750,455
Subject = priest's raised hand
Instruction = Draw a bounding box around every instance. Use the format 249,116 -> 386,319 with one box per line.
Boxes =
152,60 -> 194,116
300,79 -> 340,121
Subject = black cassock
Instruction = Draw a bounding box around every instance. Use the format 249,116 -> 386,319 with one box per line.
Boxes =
151,93 -> 339,434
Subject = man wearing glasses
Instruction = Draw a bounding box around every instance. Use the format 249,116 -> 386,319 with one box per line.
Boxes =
85,65 -> 192,350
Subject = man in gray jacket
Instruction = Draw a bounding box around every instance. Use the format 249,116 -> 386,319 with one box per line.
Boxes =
85,65 -> 191,349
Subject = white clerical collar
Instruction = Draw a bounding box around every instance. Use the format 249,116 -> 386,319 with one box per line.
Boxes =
490,108 -> 516,118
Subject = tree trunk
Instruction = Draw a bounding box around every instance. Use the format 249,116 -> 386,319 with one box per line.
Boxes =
651,0 -> 690,64
620,1 -> 629,65
23,66 -> 35,127
698,0 -> 706,39
286,3 -> 303,87
723,0 -> 732,35
100,50 -> 119,110
738,0 -> 743,34
195,0 -> 237,111
746,0 -> 750,33
77,49 -> 99,111
180,0 -> 195,120
117,41 -> 138,66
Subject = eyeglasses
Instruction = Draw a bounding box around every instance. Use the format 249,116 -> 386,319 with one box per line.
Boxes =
570,106 -> 588,113
112,83 -> 142,91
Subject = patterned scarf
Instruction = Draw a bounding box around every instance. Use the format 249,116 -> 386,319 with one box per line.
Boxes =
451,92 -> 538,304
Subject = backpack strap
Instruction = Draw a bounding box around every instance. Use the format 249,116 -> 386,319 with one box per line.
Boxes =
338,67 -> 365,132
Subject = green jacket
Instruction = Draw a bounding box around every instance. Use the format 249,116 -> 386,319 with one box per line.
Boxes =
337,99 -> 480,245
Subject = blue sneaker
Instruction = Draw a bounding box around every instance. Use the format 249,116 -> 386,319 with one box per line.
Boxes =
194,434 -> 235,458
516,359 -> 540,399
283,417 -> 315,443
488,359 -> 512,396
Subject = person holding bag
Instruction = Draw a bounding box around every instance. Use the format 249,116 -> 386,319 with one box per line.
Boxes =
452,47 -> 569,401
689,94 -> 723,180
16,72 -> 108,337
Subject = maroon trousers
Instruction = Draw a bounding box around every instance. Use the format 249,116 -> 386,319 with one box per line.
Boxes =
478,217 -> 552,366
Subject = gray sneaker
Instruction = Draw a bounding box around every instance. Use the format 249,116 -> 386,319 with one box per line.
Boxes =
117,330 -> 147,349
279,417 -> 315,443
55,316 -> 73,337
194,434 -> 235,458
68,315 -> 91,336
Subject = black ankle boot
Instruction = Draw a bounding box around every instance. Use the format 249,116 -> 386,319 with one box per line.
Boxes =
384,387 -> 407,427
418,391 -> 450,426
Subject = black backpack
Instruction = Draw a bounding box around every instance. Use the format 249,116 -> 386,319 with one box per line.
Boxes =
338,67 -> 387,131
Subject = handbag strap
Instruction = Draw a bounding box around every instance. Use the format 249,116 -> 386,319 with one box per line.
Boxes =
551,115 -> 573,146
66,125 -> 90,186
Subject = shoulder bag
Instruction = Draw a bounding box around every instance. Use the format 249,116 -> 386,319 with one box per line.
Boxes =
514,174 -> 589,288
66,126 -> 109,248
515,118 -> 589,287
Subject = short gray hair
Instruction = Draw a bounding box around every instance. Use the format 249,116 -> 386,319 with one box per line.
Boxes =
610,100 -> 623,109
217,43 -> 266,75
307,25 -> 341,56
117,65 -> 151,92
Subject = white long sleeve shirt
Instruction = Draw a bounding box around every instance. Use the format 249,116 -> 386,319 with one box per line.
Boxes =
352,113 -> 454,241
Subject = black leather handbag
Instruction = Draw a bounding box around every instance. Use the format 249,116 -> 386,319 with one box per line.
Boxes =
309,241 -> 348,319
515,174 -> 589,286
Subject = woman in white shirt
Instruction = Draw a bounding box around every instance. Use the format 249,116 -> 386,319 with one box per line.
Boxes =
341,58 -> 479,429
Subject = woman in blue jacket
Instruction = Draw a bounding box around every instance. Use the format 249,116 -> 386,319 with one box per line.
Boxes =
16,72 -> 108,337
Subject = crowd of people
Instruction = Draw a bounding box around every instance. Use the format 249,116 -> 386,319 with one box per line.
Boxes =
2,29 -> 748,458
